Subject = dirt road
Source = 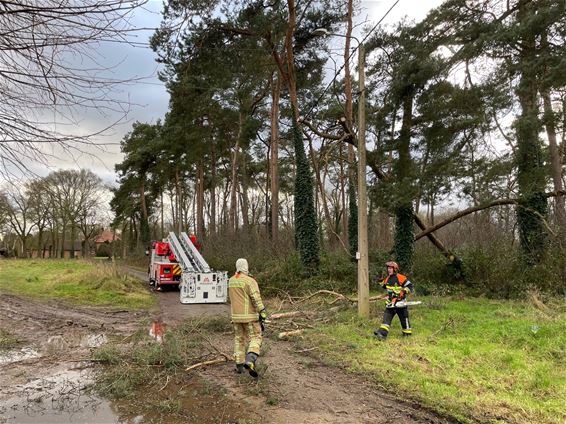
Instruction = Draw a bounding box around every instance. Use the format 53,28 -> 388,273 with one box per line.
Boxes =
125,267 -> 230,323
0,270 -> 456,423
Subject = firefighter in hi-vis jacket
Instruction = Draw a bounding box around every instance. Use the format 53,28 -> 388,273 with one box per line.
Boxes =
374,261 -> 414,340
228,258 -> 267,377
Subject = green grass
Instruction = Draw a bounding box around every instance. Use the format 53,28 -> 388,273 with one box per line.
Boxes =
305,297 -> 566,424
0,259 -> 154,309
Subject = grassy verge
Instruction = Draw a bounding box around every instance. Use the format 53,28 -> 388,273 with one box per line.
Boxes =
0,259 -> 154,309
302,296 -> 566,424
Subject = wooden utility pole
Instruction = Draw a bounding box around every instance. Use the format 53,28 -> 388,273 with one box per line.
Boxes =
357,43 -> 369,318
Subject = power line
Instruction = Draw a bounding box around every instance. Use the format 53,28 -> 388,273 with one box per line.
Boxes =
302,0 -> 401,122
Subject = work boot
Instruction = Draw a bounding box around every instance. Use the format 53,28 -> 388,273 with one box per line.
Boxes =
373,330 -> 387,341
244,352 -> 259,378
235,363 -> 245,374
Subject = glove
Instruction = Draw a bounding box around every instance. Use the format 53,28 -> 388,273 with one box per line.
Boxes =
386,298 -> 396,308
398,289 -> 407,300
259,309 -> 267,332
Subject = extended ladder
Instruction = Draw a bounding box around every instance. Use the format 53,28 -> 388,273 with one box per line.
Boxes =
167,232 -> 227,304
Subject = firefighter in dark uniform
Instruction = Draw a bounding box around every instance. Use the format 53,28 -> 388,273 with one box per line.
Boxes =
374,261 -> 414,340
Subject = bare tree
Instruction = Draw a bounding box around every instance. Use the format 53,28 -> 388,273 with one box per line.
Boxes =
0,0 -> 148,176
43,169 -> 104,258
0,185 -> 36,257
27,178 -> 52,257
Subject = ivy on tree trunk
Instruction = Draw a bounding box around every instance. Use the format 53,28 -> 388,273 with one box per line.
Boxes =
293,117 -> 319,271
348,177 -> 358,257
515,0 -> 548,264
394,204 -> 414,272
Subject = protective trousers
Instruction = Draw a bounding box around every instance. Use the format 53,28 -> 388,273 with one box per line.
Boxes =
376,307 -> 412,339
233,321 -> 262,364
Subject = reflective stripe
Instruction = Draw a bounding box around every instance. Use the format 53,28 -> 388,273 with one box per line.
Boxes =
402,329 -> 412,334
231,313 -> 259,320
379,325 -> 390,332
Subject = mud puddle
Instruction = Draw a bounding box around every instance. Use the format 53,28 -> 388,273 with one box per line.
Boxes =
0,347 -> 41,365
0,366 -> 123,424
1,361 -> 254,424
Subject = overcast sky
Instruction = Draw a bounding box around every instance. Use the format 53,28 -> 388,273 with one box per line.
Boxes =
36,0 -> 444,186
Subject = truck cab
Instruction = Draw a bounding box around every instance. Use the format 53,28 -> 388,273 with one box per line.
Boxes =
148,241 -> 181,290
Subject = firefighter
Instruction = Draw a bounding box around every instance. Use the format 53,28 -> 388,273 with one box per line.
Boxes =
374,261 -> 414,340
189,233 -> 201,251
228,258 -> 267,377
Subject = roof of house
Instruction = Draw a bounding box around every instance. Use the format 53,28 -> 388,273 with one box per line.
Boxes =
95,229 -> 120,243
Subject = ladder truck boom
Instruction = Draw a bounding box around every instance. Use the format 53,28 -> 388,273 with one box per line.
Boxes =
167,232 -> 198,273
166,231 -> 227,304
180,232 -> 211,273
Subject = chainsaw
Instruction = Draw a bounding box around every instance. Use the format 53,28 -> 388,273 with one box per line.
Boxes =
386,299 -> 422,308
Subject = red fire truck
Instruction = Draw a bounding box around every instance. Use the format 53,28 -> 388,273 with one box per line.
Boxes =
148,241 -> 182,290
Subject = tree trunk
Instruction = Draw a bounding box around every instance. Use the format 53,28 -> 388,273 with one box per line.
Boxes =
240,156 -> 250,231
230,112 -> 244,234
37,230 -> 43,259
285,0 -> 299,119
196,162 -> 205,238
541,81 -> 565,227
210,143 -> 217,235
140,180 -> 150,245
160,189 -> 164,239
394,94 -> 415,271
307,135 -> 334,244
343,0 -> 355,244
70,222 -> 77,259
175,167 -> 182,233
270,72 -> 281,241
515,0 -> 547,263
541,30 -> 564,227
60,221 -> 66,258
122,221 -> 128,258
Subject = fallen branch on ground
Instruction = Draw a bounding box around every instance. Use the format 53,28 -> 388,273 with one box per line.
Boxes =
195,328 -> 231,360
278,329 -> 304,339
369,295 -> 388,302
270,311 -> 315,320
185,357 -> 228,372
295,290 -> 354,304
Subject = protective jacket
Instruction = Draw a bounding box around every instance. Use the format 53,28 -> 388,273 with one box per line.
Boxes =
228,273 -> 265,323
382,273 -> 413,305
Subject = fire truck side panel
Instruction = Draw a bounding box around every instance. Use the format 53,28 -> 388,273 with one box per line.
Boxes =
179,271 -> 228,304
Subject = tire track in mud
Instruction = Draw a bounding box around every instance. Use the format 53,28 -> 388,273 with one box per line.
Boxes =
198,333 -> 456,424
0,293 -> 145,341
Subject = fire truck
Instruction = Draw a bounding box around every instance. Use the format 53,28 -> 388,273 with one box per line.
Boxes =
148,241 -> 182,290
148,232 -> 228,304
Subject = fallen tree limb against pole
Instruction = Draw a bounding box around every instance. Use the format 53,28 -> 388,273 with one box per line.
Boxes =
414,190 -> 566,242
